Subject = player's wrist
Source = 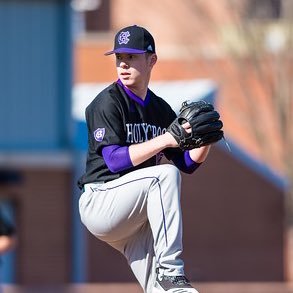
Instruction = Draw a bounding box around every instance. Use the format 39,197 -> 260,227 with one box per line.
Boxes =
189,145 -> 211,163
164,132 -> 178,148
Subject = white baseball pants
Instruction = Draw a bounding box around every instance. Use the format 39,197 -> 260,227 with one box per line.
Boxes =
79,164 -> 185,292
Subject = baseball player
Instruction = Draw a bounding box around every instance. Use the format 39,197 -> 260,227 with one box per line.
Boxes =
0,211 -> 16,255
78,25 -> 219,293
0,170 -> 17,271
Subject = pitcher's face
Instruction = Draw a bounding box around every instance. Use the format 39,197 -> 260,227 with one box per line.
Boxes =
116,53 -> 156,89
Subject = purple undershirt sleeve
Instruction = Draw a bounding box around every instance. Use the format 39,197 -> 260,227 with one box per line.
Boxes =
102,145 -> 133,173
171,151 -> 201,174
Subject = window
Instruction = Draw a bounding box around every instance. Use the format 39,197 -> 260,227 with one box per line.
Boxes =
84,0 -> 110,32
246,0 -> 282,19
71,0 -> 110,35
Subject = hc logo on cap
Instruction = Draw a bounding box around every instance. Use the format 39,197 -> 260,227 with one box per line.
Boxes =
118,31 -> 130,45
104,25 -> 156,55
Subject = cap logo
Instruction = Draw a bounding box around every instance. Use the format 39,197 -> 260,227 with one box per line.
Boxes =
118,31 -> 130,45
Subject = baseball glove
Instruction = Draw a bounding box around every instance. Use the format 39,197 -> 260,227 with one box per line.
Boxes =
167,100 -> 224,150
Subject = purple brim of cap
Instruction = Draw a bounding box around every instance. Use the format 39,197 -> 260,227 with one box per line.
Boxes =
104,48 -> 147,56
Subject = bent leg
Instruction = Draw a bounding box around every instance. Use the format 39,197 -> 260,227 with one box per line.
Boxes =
79,164 -> 185,290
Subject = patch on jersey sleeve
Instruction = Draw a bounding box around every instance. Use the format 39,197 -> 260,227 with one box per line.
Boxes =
94,128 -> 105,142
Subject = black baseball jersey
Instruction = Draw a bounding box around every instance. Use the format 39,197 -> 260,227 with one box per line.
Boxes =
78,81 -> 181,189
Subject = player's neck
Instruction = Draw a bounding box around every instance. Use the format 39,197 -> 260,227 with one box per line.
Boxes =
130,87 -> 148,100
125,84 -> 148,100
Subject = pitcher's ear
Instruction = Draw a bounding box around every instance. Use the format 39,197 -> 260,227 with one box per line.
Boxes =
150,54 -> 157,67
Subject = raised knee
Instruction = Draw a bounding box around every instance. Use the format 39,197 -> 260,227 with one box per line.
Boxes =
161,164 -> 181,183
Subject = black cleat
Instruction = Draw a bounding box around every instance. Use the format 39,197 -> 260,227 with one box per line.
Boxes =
153,274 -> 199,292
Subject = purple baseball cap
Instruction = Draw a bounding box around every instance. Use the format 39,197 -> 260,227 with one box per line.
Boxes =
104,25 -> 156,55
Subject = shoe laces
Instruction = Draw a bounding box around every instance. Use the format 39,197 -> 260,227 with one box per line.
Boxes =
170,275 -> 190,285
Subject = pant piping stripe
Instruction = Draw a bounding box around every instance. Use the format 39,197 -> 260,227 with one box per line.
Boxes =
95,176 -> 169,248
